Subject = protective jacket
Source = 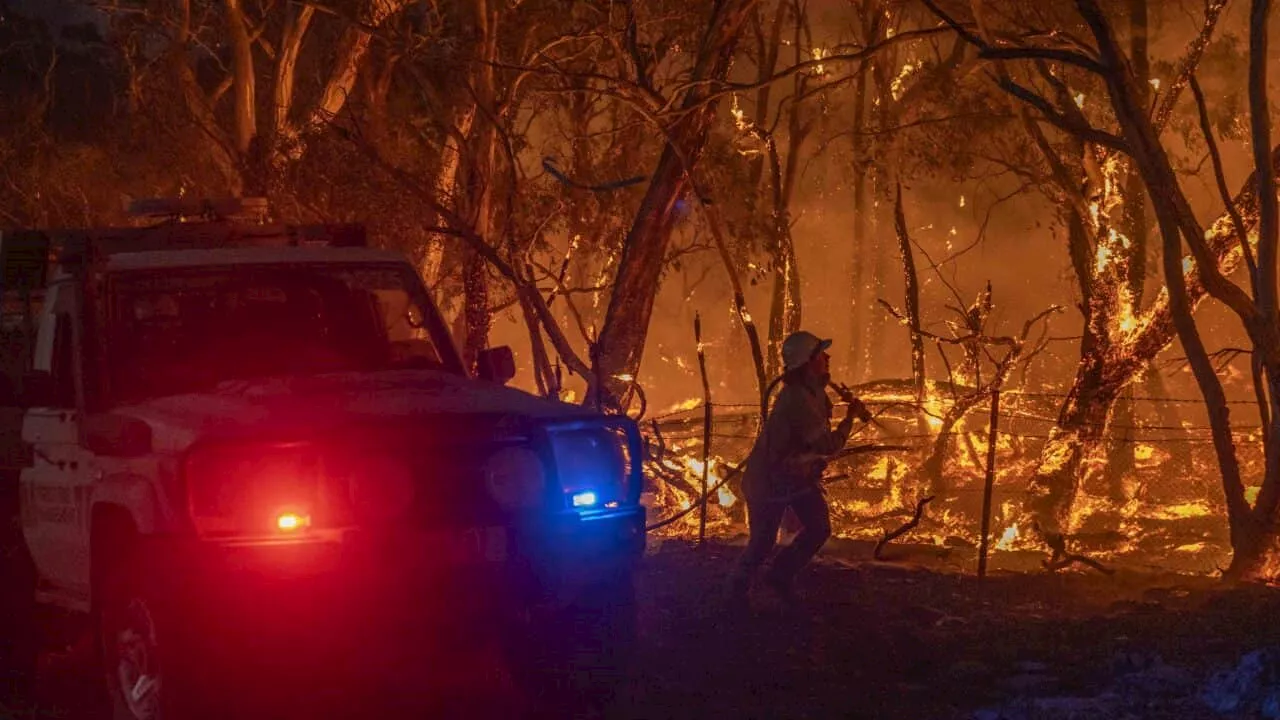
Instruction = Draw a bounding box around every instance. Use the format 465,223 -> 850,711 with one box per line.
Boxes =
742,374 -> 854,503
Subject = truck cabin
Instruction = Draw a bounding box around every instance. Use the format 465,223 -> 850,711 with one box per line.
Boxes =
0,209 -> 489,414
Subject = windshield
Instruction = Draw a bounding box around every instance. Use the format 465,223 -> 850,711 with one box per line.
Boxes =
106,262 -> 462,403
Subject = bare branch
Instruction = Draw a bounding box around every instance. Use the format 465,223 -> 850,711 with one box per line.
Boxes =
1190,73 -> 1256,286
1152,0 -> 1229,132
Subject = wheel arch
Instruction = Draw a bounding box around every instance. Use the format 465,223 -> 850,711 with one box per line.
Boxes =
90,502 -> 138,612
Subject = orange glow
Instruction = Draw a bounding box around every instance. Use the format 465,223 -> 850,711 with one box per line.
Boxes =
276,512 -> 310,531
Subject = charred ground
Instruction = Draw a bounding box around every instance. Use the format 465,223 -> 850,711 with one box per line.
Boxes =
617,538 -> 1280,720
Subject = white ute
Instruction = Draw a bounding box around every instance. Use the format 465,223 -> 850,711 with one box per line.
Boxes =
0,198 -> 646,720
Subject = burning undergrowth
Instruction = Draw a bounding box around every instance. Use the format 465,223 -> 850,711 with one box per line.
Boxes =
641,379 -> 1255,575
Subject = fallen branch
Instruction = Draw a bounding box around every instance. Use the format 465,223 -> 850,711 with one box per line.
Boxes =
1040,528 -> 1116,576
874,495 -> 936,560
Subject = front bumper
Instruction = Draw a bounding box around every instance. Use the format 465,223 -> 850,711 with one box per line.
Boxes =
137,505 -> 644,624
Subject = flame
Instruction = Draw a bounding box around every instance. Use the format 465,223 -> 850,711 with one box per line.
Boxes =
811,47 -> 829,76
1074,92 -> 1086,108
1246,486 -> 1261,505
1116,303 -> 1139,334
1144,501 -> 1212,520
717,485 -> 737,508
730,95 -> 749,131
659,397 -> 702,415
642,384 -> 1244,573
1095,244 -> 1113,273
920,382 -> 948,430
891,62 -> 918,101
995,523 -> 1019,551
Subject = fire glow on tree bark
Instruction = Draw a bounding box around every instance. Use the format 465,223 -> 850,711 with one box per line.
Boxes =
893,181 -> 926,405
593,0 -> 759,404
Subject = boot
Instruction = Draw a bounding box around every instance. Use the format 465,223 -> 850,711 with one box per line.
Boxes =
724,571 -> 751,612
762,565 -> 796,604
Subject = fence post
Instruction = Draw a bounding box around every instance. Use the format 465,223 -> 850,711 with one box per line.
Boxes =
977,388 -> 1001,580
695,313 -> 712,546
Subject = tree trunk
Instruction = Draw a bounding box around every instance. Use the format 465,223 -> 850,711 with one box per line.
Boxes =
893,182 -> 926,402
700,199 -> 769,415
1228,0 -> 1280,578
593,0 -> 756,402
1031,0 -> 1280,553
421,106 -> 476,286
767,233 -> 802,381
1104,0 -> 1150,499
1025,340 -> 1126,534
1026,139 -> 1280,535
847,68 -> 870,381
461,252 -> 490,371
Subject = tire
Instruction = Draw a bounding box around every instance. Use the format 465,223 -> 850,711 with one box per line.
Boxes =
97,547 -> 203,720
505,569 -> 639,720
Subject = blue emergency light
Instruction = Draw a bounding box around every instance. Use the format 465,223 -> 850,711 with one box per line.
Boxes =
571,491 -> 598,508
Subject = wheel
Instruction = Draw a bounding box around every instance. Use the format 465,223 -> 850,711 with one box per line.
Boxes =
503,569 -> 638,719
99,552 -> 167,720
97,548 -> 207,720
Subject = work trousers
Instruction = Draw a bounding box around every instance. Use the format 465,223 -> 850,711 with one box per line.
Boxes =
733,489 -> 832,584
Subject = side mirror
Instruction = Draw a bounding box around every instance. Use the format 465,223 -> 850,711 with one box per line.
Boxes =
476,346 -> 517,385
83,413 -> 153,458
20,370 -> 56,407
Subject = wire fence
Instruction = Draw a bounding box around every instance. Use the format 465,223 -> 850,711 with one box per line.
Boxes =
639,386 -> 1252,574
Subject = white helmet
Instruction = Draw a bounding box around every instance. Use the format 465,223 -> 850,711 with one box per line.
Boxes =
781,330 -> 832,372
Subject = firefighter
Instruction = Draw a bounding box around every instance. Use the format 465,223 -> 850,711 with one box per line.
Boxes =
727,330 -> 870,606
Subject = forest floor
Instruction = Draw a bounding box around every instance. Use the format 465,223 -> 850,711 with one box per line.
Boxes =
6,536 -> 1280,720
610,535 -> 1280,720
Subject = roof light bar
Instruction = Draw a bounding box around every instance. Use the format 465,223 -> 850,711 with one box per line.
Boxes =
125,197 -> 271,223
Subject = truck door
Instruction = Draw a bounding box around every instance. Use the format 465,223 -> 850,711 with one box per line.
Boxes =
20,279 -> 92,602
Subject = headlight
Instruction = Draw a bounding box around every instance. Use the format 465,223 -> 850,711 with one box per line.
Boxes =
547,425 -> 634,510
483,446 -> 547,509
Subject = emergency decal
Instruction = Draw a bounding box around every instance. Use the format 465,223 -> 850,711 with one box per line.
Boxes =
21,483 -> 85,527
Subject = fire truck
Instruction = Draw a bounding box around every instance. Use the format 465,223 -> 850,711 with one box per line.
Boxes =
0,198 -> 644,719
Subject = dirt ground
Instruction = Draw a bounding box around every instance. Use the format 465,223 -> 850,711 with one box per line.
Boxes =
7,536 -> 1280,720
608,536 -> 1280,720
